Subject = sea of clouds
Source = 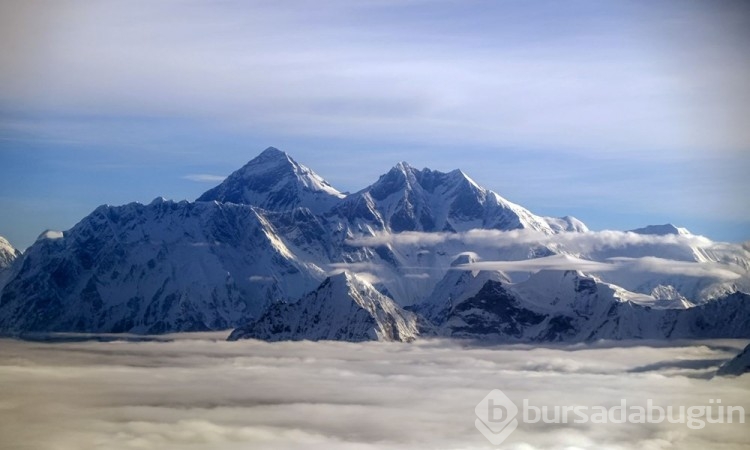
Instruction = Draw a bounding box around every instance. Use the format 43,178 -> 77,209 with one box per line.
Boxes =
0,334 -> 748,450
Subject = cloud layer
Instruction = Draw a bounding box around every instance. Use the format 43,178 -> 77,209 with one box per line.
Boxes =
0,335 -> 748,449
455,255 -> 741,282
347,229 -> 716,251
346,229 -> 749,283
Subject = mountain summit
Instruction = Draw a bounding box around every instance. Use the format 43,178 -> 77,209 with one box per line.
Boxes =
197,148 -> 586,234
0,236 -> 20,270
630,224 -> 691,236
332,161 -> 587,234
197,147 -> 345,214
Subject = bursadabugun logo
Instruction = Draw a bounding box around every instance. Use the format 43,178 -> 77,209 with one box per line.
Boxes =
474,389 -> 519,445
475,390 -> 746,445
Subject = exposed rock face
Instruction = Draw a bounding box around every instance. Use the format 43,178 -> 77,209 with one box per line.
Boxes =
228,272 -> 422,342
716,343 -> 750,377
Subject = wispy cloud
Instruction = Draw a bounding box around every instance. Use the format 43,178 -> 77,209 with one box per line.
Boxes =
607,257 -> 743,281
454,254 -> 615,274
328,262 -> 384,285
454,255 -> 742,281
182,174 -> 226,183
1,1 -> 747,155
348,229 -> 748,284
328,262 -> 383,273
404,273 -> 430,279
347,229 -> 717,252
248,275 -> 272,283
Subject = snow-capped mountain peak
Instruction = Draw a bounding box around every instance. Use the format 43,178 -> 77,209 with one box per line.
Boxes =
630,224 -> 691,236
393,160 -> 415,173
450,252 -> 480,267
333,162 -> 585,234
368,161 -> 420,200
418,254 -> 509,323
197,147 -> 345,214
257,145 -> 287,159
0,236 -> 20,270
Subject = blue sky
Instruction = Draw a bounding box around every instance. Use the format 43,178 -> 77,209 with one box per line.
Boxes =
1,0 -> 748,249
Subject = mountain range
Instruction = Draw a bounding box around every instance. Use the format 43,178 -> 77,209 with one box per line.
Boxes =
1,147 -> 748,343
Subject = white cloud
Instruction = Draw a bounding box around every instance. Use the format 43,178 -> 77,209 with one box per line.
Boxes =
607,257 -> 743,281
249,275 -> 273,283
456,255 -> 742,282
1,1 -> 747,156
328,262 -> 382,272
346,229 -> 749,291
455,254 -> 615,274
327,263 -> 384,285
37,230 -> 63,240
0,336 -> 748,449
347,229 -> 718,251
404,273 -> 430,279
183,174 -> 227,183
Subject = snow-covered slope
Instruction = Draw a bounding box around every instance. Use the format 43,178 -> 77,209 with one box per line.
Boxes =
579,227 -> 750,302
630,223 -> 691,236
415,253 -> 510,322
197,147 -> 344,214
0,236 -> 21,295
0,236 -> 20,270
228,272 -> 422,342
354,221 -> 750,305
443,275 -> 750,342
442,271 -> 626,341
0,199 -> 325,334
716,343 -> 750,377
